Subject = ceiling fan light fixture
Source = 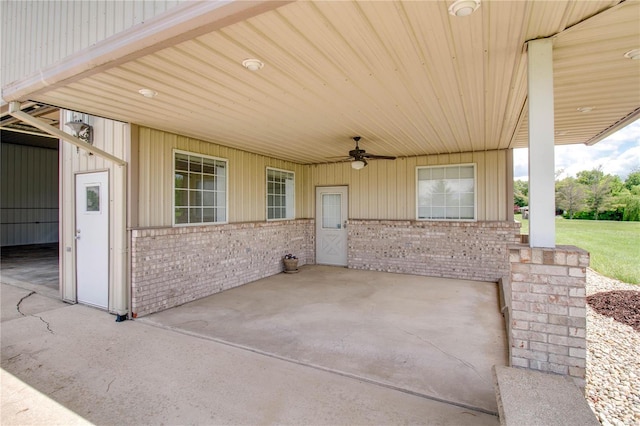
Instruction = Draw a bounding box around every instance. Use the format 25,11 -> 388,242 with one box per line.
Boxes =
351,160 -> 366,170
448,0 -> 480,17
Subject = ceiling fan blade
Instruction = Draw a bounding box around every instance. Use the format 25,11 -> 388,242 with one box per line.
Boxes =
362,154 -> 397,160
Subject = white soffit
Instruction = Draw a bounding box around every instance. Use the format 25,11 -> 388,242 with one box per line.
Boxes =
19,0 -> 637,164
512,0 -> 640,148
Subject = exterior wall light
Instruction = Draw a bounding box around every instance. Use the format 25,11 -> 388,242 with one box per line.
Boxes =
448,0 -> 481,17
65,118 -> 93,144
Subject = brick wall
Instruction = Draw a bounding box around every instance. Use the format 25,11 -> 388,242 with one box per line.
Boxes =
131,219 -> 314,317
347,220 -> 521,282
508,245 -> 590,386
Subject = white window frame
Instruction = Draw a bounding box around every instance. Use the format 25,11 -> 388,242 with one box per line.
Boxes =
416,163 -> 477,221
173,149 -> 228,226
266,167 -> 295,221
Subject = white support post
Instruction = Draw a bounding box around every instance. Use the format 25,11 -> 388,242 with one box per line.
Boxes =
527,39 -> 556,248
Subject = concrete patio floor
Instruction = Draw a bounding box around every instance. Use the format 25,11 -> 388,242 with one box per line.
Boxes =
1,281 -> 500,425
2,247 -> 505,424
141,265 -> 508,414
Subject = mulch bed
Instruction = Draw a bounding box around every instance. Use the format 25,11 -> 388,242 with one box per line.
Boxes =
587,291 -> 640,332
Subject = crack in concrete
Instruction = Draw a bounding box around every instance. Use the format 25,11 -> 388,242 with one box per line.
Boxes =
6,353 -> 22,363
106,378 -> 116,393
395,325 -> 488,384
15,290 -> 54,334
16,291 -> 36,316
34,314 -> 54,334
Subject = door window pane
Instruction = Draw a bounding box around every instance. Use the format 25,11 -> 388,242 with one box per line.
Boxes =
86,185 -> 100,212
322,194 -> 341,229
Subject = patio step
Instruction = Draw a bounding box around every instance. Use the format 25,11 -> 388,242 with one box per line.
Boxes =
492,366 -> 599,426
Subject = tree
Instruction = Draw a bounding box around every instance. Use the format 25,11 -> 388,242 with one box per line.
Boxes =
614,187 -> 640,221
609,175 -> 624,196
577,167 -> 613,220
623,197 -> 640,221
576,167 -> 604,186
625,170 -> 640,190
555,177 -> 585,219
514,180 -> 529,208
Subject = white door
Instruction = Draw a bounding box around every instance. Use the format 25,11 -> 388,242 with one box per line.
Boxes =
316,186 -> 348,266
75,171 -> 109,308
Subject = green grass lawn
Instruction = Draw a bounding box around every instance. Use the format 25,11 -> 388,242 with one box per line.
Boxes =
514,214 -> 640,284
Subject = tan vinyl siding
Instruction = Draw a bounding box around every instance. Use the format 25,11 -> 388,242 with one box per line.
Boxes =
309,150 -> 511,221
137,127 -> 310,227
137,126 -> 510,225
0,0 -> 183,86
60,112 -> 129,311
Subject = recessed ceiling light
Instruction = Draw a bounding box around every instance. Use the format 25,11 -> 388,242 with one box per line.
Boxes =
555,131 -> 568,136
448,0 -> 481,17
242,58 -> 264,71
624,49 -> 640,60
138,88 -> 157,98
577,106 -> 594,113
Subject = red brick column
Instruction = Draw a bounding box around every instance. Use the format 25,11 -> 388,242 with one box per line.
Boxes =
508,245 -> 590,386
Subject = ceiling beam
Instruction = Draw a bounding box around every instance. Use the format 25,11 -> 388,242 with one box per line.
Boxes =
0,126 -> 59,139
8,101 -> 126,166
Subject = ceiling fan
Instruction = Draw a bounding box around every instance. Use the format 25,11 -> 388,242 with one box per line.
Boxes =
342,136 -> 396,169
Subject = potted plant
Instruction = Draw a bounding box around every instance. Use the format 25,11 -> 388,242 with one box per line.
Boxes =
283,253 -> 299,273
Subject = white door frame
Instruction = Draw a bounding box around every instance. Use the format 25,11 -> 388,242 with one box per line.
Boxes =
315,186 -> 348,266
75,170 -> 109,309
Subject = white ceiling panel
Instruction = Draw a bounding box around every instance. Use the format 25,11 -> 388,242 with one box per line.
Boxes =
24,0 -> 638,164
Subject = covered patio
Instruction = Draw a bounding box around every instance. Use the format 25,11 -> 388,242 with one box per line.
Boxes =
2,0 -> 637,389
140,265 -> 507,414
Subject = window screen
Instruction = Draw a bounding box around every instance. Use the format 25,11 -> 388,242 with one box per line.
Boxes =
417,164 -> 476,220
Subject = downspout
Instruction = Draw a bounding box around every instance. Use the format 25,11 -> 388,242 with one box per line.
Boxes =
8,101 -> 131,321
116,162 -> 129,322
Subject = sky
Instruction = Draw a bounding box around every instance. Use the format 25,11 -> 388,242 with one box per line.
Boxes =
513,119 -> 640,181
